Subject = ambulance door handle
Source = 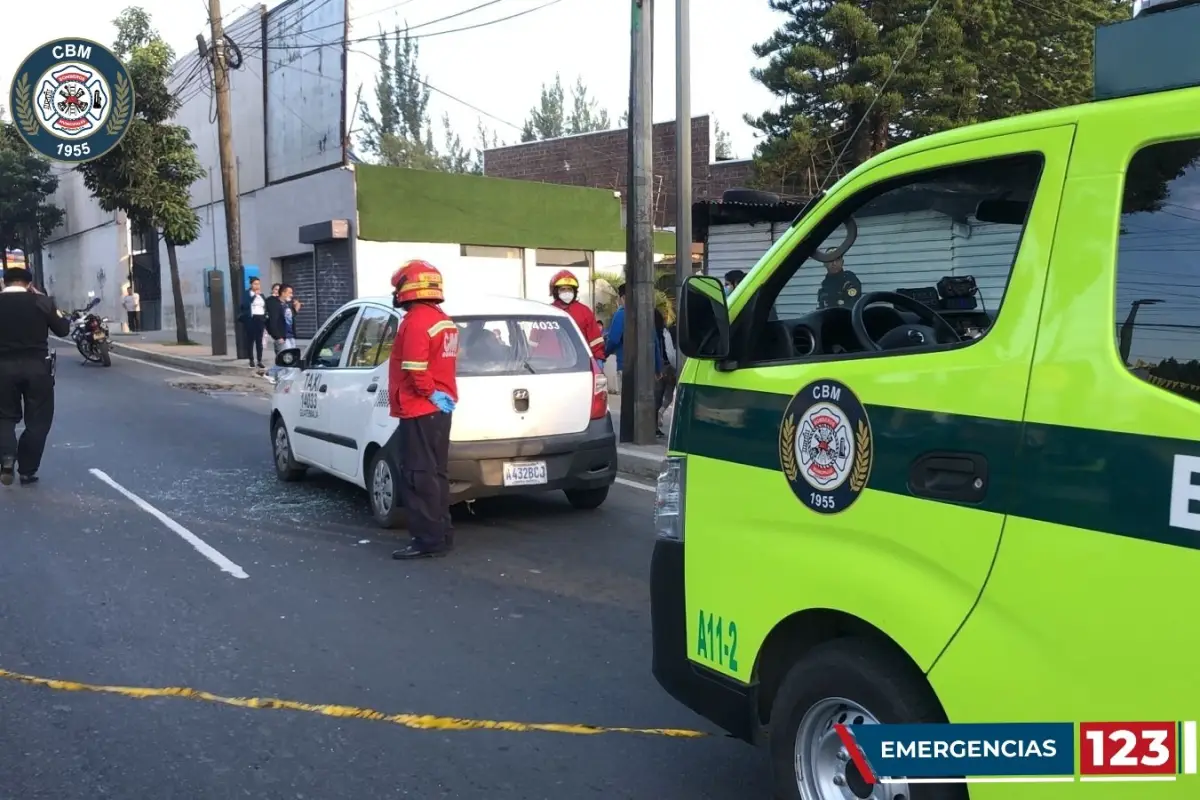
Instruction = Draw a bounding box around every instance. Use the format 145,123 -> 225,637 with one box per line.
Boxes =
908,451 -> 988,504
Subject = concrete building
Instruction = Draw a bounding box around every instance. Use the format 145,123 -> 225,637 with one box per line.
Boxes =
482,116 -> 759,229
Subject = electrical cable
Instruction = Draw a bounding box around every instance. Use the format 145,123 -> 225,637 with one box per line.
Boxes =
294,0 -> 508,39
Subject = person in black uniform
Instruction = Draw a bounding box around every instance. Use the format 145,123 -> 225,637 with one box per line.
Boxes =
0,267 -> 71,485
816,253 -> 863,309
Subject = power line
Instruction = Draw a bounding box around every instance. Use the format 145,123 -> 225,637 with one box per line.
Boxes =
295,0 -> 509,39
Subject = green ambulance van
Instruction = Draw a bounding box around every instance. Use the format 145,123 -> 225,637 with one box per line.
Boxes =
650,1 -> 1200,797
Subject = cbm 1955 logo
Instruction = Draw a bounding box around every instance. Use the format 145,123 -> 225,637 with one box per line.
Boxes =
8,39 -> 134,163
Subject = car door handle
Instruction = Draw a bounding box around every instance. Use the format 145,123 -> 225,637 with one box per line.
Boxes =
908,451 -> 988,503
319,385 -> 327,393
366,383 -> 378,393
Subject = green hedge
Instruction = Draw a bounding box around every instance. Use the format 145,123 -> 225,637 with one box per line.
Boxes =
356,165 -> 675,253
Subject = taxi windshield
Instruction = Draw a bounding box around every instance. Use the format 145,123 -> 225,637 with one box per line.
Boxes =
455,315 -> 589,376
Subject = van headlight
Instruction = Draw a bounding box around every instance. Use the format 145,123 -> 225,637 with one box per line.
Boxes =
654,456 -> 685,541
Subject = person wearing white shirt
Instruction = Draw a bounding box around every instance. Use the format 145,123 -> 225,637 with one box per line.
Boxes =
122,287 -> 140,332
240,277 -> 268,369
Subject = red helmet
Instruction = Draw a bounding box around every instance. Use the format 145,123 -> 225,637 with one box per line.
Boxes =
391,260 -> 445,304
549,270 -> 580,298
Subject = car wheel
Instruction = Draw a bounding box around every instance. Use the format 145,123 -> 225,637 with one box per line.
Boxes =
368,448 -> 405,529
272,418 -> 307,482
769,638 -> 966,800
564,486 -> 609,510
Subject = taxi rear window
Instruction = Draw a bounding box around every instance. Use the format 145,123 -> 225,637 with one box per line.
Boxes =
455,315 -> 589,376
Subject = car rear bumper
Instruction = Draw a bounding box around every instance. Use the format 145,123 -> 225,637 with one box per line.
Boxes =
651,538 -> 759,744
447,415 -> 617,501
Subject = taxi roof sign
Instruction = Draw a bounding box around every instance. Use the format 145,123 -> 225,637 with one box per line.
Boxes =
1095,0 -> 1200,100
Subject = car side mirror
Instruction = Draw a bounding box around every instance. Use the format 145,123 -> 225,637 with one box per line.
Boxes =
678,276 -> 731,360
275,347 -> 303,368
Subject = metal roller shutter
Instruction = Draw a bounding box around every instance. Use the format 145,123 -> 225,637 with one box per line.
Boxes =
314,240 -> 355,330
280,253 -> 317,339
705,223 -> 780,283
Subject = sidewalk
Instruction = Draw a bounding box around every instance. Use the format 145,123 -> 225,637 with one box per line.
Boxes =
113,331 -> 666,482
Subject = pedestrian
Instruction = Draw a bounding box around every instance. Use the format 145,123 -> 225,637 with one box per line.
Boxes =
241,277 -> 267,368
0,266 -> 71,485
604,283 -> 663,405
536,270 -> 605,367
265,283 -> 298,354
724,269 -> 746,294
386,259 -> 458,560
654,307 -> 675,437
122,285 -> 140,332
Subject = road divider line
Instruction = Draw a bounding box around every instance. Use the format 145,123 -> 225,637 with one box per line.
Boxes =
614,477 -> 654,493
88,468 -> 249,580
0,666 -> 706,738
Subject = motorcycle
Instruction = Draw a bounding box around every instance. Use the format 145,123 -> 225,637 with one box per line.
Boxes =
69,298 -> 113,367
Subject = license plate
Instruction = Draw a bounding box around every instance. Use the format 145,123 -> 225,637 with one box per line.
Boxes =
93,331 -> 106,340
502,460 -> 547,487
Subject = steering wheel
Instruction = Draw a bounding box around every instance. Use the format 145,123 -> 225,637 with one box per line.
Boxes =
850,291 -> 962,352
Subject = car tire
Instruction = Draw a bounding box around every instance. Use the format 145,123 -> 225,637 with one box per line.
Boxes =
564,486 -> 609,510
272,418 -> 307,482
368,447 -> 405,529
768,638 -> 966,800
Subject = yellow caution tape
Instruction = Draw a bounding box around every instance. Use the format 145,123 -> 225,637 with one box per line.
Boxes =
0,667 -> 707,738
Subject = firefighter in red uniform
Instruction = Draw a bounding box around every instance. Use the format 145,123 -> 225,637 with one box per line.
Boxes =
386,260 -> 459,560
533,270 -> 606,367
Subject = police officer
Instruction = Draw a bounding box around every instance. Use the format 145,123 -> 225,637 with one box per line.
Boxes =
0,267 -> 71,485
387,260 -> 459,560
816,253 -> 863,309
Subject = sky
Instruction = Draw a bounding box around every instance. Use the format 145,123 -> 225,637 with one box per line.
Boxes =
2,0 -> 782,160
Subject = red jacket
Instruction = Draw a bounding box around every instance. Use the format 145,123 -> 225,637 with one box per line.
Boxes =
541,299 -> 604,360
388,302 -> 459,419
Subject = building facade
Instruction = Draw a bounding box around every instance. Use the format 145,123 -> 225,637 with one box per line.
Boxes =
482,116 -> 759,229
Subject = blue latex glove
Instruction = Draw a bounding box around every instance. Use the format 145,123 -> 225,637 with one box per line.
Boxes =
430,390 -> 456,414
595,359 -> 605,372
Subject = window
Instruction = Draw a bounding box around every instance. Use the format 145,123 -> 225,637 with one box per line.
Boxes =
346,307 -> 395,368
741,154 -> 1044,364
461,245 -> 523,259
455,315 -> 589,376
309,309 -> 359,369
536,249 -> 592,268
1115,138 -> 1200,404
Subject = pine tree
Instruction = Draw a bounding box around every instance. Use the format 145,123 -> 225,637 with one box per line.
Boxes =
521,74 -> 566,141
358,25 -> 444,170
566,76 -> 611,135
714,120 -> 734,161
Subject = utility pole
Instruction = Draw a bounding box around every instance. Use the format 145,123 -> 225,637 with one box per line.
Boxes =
205,0 -> 246,360
622,0 -> 657,445
674,0 -> 691,370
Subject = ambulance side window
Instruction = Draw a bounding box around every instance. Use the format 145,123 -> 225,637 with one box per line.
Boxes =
1115,138 -> 1200,404
739,153 -> 1044,364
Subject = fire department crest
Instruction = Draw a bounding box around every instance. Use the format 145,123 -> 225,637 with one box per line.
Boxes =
779,379 -> 873,514
9,39 -> 134,164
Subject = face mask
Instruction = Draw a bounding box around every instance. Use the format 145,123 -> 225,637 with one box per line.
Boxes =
557,290 -> 576,304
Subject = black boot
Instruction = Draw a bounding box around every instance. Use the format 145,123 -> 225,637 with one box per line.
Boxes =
0,456 -> 13,486
18,473 -> 38,485
392,542 -> 451,560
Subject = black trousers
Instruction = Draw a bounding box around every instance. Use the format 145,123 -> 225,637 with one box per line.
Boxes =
245,316 -> 265,363
0,357 -> 55,476
126,311 -> 140,332
389,412 -> 453,550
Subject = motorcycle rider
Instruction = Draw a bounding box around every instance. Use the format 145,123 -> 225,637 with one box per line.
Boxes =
0,267 -> 71,485
534,270 -> 605,367
387,260 -> 459,560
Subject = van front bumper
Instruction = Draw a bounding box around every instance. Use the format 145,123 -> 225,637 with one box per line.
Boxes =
447,415 -> 617,502
650,538 -> 759,744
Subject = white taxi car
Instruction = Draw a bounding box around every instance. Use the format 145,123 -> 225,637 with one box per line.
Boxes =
268,295 -> 618,527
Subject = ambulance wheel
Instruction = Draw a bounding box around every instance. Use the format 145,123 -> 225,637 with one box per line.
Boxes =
769,638 -> 966,800
368,448 -> 404,529
272,418 -> 307,482
565,486 -> 609,510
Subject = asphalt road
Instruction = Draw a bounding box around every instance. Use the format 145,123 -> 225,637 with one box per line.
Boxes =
0,343 -> 769,799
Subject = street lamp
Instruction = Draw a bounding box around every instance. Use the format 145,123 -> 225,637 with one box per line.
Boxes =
1119,297 -> 1164,364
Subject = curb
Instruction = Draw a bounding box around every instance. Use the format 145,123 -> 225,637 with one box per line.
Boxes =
617,446 -> 664,481
110,341 -> 250,377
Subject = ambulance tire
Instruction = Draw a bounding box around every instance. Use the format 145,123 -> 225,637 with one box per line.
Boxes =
768,637 -> 967,800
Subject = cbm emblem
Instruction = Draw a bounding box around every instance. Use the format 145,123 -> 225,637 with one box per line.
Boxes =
779,378 -> 873,514
9,39 -> 135,163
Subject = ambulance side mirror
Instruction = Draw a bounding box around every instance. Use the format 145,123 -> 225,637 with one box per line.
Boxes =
678,276 -> 731,360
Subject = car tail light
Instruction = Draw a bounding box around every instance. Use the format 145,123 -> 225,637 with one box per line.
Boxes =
590,359 -> 608,419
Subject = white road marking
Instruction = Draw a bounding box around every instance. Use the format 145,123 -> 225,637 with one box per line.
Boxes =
88,468 -> 249,579
614,477 -> 654,493
53,337 -> 208,378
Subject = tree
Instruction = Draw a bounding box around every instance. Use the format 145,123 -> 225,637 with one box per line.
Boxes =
77,10 -> 205,343
0,127 -> 64,271
359,25 -> 444,170
566,76 -> 610,135
440,113 -> 474,174
521,74 -> 566,141
713,119 -> 734,161
112,5 -> 155,59
619,109 -> 629,128
471,119 -> 503,175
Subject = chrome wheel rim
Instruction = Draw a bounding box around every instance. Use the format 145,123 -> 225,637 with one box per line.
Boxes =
274,426 -> 290,471
794,697 -> 908,800
372,459 -> 393,516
